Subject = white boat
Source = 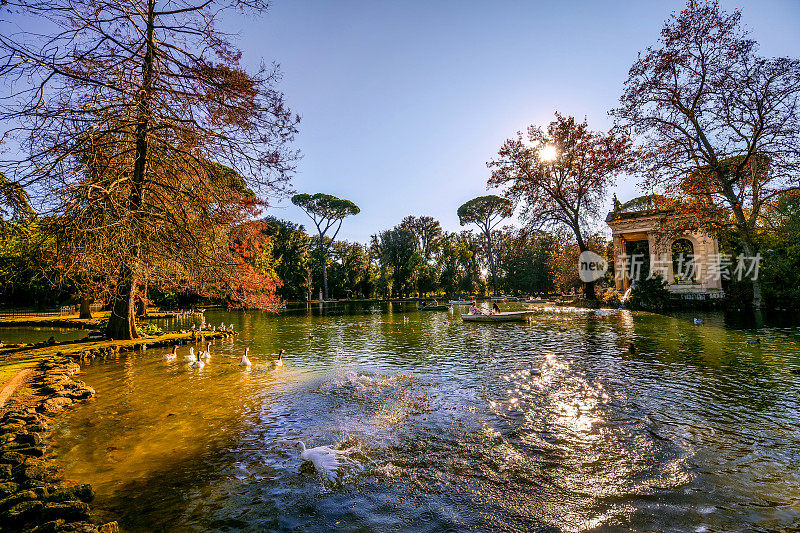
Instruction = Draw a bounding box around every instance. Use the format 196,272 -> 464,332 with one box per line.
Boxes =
461,311 -> 533,323
449,300 -> 472,305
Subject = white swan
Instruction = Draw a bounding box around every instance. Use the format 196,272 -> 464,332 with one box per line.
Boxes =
184,347 -> 195,361
201,342 -> 212,360
191,350 -> 205,369
240,347 -> 251,367
295,441 -> 345,481
162,345 -> 177,361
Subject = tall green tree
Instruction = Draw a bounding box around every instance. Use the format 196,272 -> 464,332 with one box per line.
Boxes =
371,226 -> 420,298
292,193 -> 360,300
399,215 -> 443,296
262,217 -> 312,301
457,195 -> 512,295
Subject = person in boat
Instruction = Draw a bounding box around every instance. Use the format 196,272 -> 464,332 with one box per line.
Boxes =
491,303 -> 501,315
469,302 -> 482,315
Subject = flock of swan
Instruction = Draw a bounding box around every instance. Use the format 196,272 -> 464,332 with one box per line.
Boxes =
162,340 -> 340,478
161,343 -> 285,369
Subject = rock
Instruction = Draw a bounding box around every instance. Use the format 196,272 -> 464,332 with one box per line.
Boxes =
15,432 -> 44,446
28,421 -> 50,432
20,461 -> 61,482
0,489 -> 37,511
97,522 -> 119,533
0,481 -> 18,498
48,484 -> 94,503
68,387 -> 94,400
12,446 -> 46,458
30,519 -> 67,533
2,499 -> 43,523
0,451 -> 28,465
41,500 -> 90,521
40,383 -> 67,395
0,433 -> 16,445
39,397 -> 73,413
52,521 -> 97,532
0,463 -> 12,479
0,423 -> 26,434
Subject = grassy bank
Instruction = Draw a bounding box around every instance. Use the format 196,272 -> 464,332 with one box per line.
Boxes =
0,310 -> 183,329
0,330 -> 233,387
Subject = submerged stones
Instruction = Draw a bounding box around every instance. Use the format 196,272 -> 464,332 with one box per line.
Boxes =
0,357 -> 117,533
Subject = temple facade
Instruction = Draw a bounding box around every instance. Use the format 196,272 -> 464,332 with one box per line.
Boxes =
606,195 -> 724,300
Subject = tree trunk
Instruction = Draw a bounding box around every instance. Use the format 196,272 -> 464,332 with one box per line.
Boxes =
322,259 -> 328,300
574,227 -> 597,300
106,264 -> 139,339
740,238 -> 762,309
484,231 -> 498,295
79,295 -> 92,319
583,280 -> 596,300
106,0 -> 154,339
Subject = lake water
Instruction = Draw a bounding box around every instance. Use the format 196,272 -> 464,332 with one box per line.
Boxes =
49,303 -> 800,532
0,326 -> 88,345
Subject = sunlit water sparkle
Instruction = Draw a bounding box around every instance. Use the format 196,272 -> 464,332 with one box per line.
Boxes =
48,303 -> 800,532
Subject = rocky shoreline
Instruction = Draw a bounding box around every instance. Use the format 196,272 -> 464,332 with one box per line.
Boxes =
0,356 -> 117,532
0,330 -> 237,532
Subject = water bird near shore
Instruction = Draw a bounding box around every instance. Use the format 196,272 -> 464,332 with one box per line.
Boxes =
184,347 -> 195,361
201,342 -> 212,360
240,348 -> 251,367
191,350 -> 205,369
295,441 -> 347,481
694,318 -> 703,325
162,346 -> 177,361
273,349 -> 285,367
628,342 -> 636,354
747,338 -> 760,345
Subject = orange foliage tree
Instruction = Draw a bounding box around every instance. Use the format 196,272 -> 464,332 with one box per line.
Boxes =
613,0 -> 800,307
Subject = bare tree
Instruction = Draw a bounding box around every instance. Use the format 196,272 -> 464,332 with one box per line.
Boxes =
612,0 -> 800,308
0,0 -> 299,337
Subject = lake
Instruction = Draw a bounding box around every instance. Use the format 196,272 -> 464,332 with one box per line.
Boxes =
49,302 -> 800,532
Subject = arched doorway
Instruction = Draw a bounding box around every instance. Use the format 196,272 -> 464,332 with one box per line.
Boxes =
672,238 -> 695,283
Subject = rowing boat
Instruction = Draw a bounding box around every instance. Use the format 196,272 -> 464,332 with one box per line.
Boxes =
449,300 -> 472,305
418,304 -> 450,311
461,311 -> 533,323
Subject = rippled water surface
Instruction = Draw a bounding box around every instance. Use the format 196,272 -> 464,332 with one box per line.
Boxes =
49,303 -> 800,532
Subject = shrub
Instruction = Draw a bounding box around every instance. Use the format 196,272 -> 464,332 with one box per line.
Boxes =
601,288 -> 622,307
627,275 -> 671,311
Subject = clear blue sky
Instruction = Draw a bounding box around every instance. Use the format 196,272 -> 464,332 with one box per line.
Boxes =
230,1 -> 800,243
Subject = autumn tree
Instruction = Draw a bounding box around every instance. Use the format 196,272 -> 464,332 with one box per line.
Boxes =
612,0 -> 800,308
457,196 -> 512,295
291,193 -> 360,300
0,0 -> 299,338
488,114 -> 629,299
